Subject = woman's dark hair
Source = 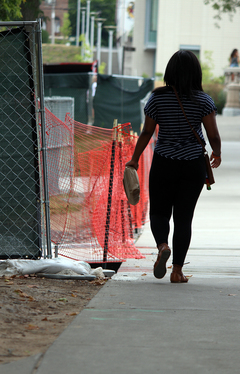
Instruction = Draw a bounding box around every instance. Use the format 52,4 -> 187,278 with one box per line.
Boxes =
163,50 -> 203,96
230,49 -> 238,58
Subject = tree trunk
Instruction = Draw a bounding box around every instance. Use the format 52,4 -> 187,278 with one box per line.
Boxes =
20,0 -> 43,21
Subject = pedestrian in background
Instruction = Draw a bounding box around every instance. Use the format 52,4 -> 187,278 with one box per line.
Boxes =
126,50 -> 221,283
229,48 -> 239,67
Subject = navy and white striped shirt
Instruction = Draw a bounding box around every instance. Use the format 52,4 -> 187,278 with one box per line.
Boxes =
144,86 -> 217,160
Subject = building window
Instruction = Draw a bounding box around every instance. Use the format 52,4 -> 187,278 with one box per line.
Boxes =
55,17 -> 61,34
179,45 -> 201,59
145,0 -> 158,49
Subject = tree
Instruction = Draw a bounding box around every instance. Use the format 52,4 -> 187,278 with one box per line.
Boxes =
61,13 -> 72,40
0,0 -> 23,20
69,0 -> 116,46
20,0 -> 43,21
75,34 -> 93,61
201,51 -> 215,83
204,0 -> 240,20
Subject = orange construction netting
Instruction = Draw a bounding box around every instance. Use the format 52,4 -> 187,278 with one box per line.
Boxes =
42,109 -> 154,265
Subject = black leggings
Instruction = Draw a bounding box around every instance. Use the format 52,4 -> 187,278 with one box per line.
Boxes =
149,152 -> 206,266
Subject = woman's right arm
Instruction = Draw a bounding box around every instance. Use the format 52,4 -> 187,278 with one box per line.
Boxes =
126,115 -> 157,170
202,111 -> 221,168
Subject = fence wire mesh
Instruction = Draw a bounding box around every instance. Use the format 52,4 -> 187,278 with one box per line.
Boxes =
0,21 -> 153,266
0,22 -> 50,259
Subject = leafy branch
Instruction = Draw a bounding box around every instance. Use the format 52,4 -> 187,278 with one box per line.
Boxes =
204,0 -> 240,20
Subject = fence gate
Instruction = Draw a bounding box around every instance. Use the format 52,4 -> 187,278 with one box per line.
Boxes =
0,21 -> 51,259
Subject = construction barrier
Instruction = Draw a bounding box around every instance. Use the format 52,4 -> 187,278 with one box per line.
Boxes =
43,111 -> 154,266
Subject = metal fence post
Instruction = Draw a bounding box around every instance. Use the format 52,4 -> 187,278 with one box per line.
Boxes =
103,119 -> 118,266
36,19 -> 52,258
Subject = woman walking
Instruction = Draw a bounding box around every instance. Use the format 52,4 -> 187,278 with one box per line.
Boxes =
126,50 -> 221,283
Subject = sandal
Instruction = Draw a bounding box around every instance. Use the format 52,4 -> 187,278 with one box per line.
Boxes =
153,243 -> 171,279
170,264 -> 188,283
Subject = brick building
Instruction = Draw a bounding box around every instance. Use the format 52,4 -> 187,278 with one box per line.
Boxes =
40,0 -> 69,38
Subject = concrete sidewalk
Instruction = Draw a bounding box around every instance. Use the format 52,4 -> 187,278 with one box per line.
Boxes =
1,116 -> 240,374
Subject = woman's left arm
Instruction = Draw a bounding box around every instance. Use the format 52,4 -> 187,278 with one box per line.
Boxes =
202,111 -> 221,168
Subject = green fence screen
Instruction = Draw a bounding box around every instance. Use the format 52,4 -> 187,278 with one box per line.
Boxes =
44,73 -> 154,133
93,75 -> 153,132
0,27 -> 41,259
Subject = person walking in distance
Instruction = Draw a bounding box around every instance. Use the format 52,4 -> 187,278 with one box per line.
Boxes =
229,48 -> 239,67
126,50 -> 221,283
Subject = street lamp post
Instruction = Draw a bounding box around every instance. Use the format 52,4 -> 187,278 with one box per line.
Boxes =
90,15 -> 95,57
90,12 -> 98,60
76,0 -> 81,47
81,8 -> 86,36
86,0 -> 91,46
81,8 -> 86,58
95,18 -> 106,66
51,0 -> 56,44
104,26 -> 117,75
97,21 -> 102,65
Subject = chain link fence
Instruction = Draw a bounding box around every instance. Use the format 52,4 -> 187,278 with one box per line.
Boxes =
0,21 -> 51,259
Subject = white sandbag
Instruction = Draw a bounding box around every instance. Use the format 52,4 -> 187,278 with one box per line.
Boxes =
90,267 -> 105,278
0,258 -> 91,277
